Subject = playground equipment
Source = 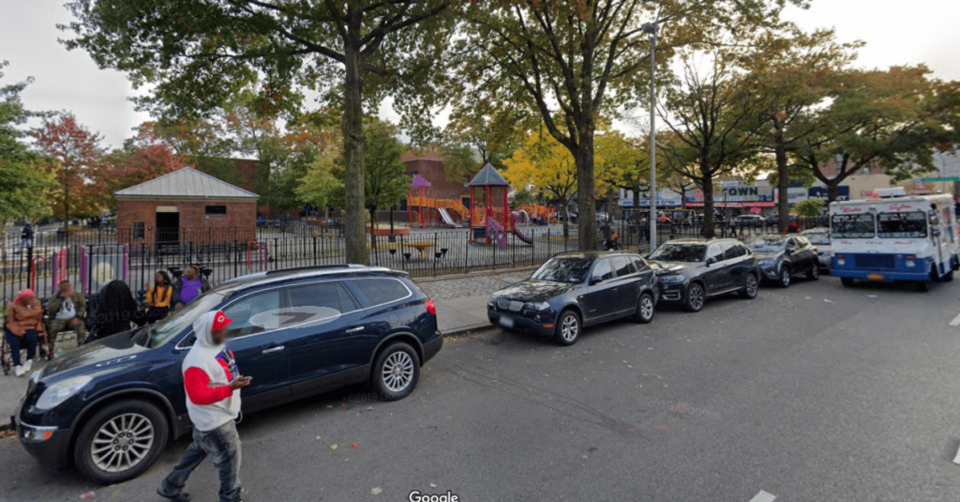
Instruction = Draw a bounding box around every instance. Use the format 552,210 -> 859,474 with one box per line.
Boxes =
468,163 -> 534,247
408,174 -> 469,228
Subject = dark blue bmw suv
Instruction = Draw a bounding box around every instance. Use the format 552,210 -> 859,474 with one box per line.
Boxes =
13,265 -> 442,484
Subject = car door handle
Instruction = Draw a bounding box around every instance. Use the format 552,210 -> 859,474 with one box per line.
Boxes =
262,346 -> 285,354
346,326 -> 364,333
611,287 -> 619,292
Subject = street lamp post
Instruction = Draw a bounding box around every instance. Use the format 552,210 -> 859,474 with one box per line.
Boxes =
642,22 -> 659,252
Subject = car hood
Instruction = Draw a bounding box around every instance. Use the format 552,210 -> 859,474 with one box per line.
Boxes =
493,279 -> 577,302
649,261 -> 697,275
753,251 -> 784,261
40,330 -> 150,382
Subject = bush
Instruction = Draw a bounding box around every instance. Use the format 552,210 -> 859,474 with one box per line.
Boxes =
793,198 -> 825,218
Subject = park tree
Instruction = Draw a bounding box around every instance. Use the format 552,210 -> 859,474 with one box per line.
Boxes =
742,28 -> 861,232
454,0 -> 801,250
0,62 -> 55,226
792,197 -> 824,218
63,0 -> 455,264
503,128 -> 579,239
794,66 -> 960,202
659,51 -> 768,238
34,114 -> 110,222
440,97 -> 531,185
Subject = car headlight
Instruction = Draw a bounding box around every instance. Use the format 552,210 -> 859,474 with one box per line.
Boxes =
658,275 -> 686,284
525,301 -> 550,311
837,258 -> 846,266
759,259 -> 777,267
35,376 -> 92,411
906,260 -> 916,268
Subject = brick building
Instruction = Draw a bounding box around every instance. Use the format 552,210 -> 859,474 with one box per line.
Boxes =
402,150 -> 470,204
115,167 -> 259,245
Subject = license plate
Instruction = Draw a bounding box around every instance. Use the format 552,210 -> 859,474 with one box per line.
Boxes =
867,274 -> 885,281
499,316 -> 514,328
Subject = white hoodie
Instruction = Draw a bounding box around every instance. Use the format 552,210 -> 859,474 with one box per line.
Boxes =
182,311 -> 241,432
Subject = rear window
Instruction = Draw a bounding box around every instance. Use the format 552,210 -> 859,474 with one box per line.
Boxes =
350,278 -> 411,306
612,256 -> 632,276
289,282 -> 358,313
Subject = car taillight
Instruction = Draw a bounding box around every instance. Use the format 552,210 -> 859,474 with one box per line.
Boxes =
425,299 -> 437,315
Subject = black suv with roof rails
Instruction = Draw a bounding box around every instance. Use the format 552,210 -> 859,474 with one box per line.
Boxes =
13,265 -> 441,484
647,238 -> 760,312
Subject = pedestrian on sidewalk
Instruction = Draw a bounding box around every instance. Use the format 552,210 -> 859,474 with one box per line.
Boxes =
47,280 -> 88,350
4,289 -> 44,377
173,265 -> 211,312
142,271 -> 174,325
158,310 -> 251,502
17,222 -> 33,254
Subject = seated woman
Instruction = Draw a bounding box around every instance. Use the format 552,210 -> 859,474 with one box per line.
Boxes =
142,271 -> 174,325
88,280 -> 140,342
4,289 -> 44,377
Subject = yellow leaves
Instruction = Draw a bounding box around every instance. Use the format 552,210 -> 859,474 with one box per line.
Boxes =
502,130 -> 577,199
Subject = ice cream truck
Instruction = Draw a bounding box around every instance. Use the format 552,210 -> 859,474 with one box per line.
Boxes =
829,188 -> 960,292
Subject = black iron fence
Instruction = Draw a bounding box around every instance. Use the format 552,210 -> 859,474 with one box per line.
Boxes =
1,217 -> 829,306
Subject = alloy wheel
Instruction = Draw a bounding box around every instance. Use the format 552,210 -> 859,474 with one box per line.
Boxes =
561,314 -> 580,342
688,285 -> 704,311
745,275 -> 758,298
381,351 -> 415,392
90,413 -> 155,473
640,295 -> 654,321
780,268 -> 791,287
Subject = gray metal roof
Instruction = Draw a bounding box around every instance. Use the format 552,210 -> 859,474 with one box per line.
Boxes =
115,167 -> 259,200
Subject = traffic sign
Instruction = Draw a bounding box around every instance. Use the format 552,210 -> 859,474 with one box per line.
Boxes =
920,176 -> 960,183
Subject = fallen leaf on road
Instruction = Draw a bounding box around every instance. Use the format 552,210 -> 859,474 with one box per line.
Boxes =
352,443 -> 359,449
430,483 -> 437,488
330,444 -> 338,451
79,493 -> 96,500
371,487 -> 382,495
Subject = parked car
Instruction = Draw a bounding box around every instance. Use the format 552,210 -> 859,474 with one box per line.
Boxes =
14,265 -> 442,484
487,251 -> 658,346
801,227 -> 832,271
647,239 -> 760,312
728,214 -> 766,228
747,234 -> 820,287
596,212 -> 610,223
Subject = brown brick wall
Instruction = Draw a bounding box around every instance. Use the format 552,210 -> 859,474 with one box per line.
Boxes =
118,199 -> 257,244
404,158 -> 468,201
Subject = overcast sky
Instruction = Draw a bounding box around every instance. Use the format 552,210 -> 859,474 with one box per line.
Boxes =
2,0 -> 959,148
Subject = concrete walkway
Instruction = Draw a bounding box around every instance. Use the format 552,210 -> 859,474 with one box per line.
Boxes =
0,267 -> 536,432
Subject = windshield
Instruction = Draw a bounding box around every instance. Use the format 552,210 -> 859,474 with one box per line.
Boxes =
649,243 -> 707,263
803,232 -> 830,245
877,211 -> 927,239
831,214 -> 875,239
150,291 -> 228,347
531,257 -> 593,283
748,237 -> 786,253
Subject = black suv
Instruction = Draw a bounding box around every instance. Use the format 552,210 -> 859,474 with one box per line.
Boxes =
488,251 -> 659,346
648,239 -> 760,312
14,266 -> 442,484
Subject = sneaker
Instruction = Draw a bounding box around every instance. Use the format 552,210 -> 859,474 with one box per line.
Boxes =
14,365 -> 25,377
23,359 -> 32,372
157,488 -> 191,502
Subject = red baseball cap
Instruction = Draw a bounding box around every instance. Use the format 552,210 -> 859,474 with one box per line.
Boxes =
212,311 -> 233,331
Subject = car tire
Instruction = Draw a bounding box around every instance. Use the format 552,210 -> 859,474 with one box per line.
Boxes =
553,309 -> 582,346
917,280 -> 933,293
840,277 -> 855,288
807,264 -> 820,281
73,400 -> 169,485
684,283 -> 705,313
779,266 -> 792,288
944,270 -> 955,282
740,273 -> 759,299
373,342 -> 421,401
634,293 -> 655,324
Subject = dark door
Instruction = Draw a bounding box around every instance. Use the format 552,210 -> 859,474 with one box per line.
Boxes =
285,281 -> 367,396
795,237 -> 817,272
155,212 -> 179,244
786,237 -> 805,275
610,255 -> 640,314
703,243 -> 730,294
220,288 -> 291,411
579,258 -> 618,325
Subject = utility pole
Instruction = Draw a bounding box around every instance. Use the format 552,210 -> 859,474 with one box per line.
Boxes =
642,23 -> 659,252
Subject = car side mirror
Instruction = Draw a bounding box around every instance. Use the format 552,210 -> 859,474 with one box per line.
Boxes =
591,275 -> 603,285
705,257 -> 715,266
785,248 -> 793,255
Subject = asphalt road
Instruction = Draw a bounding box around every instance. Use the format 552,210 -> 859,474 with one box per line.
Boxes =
4,275 -> 960,501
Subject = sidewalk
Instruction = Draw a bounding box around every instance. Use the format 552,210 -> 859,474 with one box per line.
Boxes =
0,266 -> 536,432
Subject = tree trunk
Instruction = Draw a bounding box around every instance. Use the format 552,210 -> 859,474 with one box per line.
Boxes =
575,134 -> 597,250
774,127 -> 790,233
827,183 -> 839,204
341,40 -> 368,265
702,176 -> 716,239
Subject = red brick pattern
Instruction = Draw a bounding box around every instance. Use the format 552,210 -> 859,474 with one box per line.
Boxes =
117,199 -> 257,244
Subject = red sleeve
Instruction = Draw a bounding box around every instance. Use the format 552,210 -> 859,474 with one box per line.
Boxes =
184,367 -> 233,406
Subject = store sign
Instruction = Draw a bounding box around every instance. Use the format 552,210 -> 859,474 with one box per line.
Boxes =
808,186 -> 850,201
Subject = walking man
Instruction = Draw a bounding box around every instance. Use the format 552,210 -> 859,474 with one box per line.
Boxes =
47,280 -> 88,349
158,311 -> 251,502
18,222 -> 33,253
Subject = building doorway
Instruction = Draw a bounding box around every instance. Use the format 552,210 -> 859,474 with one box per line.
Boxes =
155,210 -> 180,245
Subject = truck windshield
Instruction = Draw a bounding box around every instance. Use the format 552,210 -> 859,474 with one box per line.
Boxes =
877,211 -> 927,238
831,214 -> 875,239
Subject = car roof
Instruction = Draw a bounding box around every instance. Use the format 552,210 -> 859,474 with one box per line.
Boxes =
801,227 -> 829,233
551,250 -> 639,260
222,264 -> 404,289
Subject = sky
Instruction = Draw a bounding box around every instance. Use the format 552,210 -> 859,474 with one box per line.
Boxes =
1,0 -> 959,149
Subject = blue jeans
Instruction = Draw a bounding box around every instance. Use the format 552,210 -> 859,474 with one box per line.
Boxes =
5,329 -> 37,367
159,421 -> 242,502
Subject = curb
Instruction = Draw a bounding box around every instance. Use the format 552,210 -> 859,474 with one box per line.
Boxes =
441,323 -> 496,338
0,421 -> 13,433
413,266 -> 537,284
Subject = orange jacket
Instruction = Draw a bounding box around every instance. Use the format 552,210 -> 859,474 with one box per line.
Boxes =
5,300 -> 44,336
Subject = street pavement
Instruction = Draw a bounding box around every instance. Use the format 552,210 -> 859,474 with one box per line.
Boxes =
4,275 -> 960,501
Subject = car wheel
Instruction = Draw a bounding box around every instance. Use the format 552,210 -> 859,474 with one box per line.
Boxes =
840,277 -> 855,288
373,342 -> 420,401
684,283 -> 705,312
740,273 -> 759,299
553,310 -> 581,346
944,270 -> 955,282
634,293 -> 655,324
917,280 -> 933,293
73,400 -> 169,485
779,266 -> 791,288
807,264 -> 820,281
